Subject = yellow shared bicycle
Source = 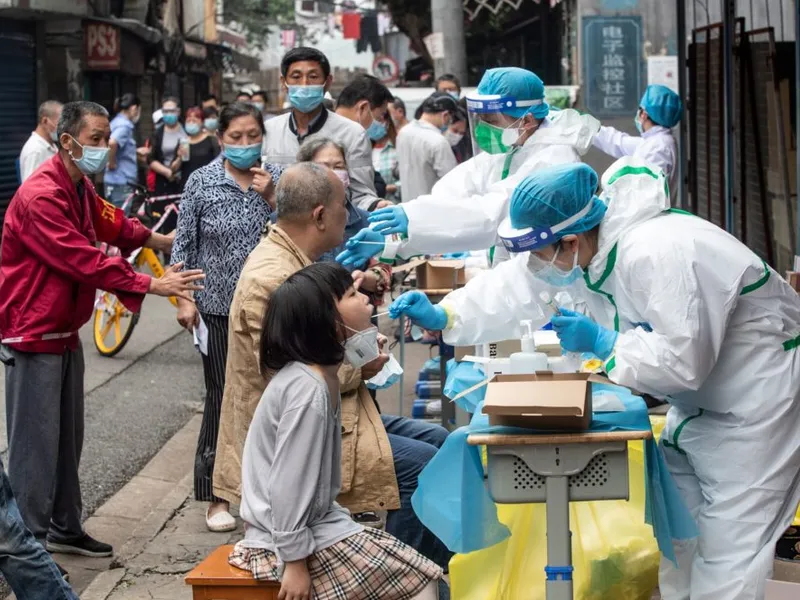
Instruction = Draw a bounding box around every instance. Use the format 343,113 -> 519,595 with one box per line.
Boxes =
93,189 -> 181,357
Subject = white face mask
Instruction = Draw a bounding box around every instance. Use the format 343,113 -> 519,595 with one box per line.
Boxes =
444,130 -> 464,146
343,325 -> 380,368
366,354 -> 404,390
500,116 -> 525,147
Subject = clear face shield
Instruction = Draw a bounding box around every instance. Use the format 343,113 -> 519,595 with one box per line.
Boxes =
465,95 -> 543,156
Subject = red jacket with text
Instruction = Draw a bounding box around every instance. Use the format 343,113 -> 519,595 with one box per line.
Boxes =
0,154 -> 152,354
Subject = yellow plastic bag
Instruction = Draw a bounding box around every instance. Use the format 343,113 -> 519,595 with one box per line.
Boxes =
451,418 -> 667,600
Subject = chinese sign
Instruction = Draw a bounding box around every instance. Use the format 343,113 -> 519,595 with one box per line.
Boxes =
582,16 -> 642,117
85,22 -> 120,70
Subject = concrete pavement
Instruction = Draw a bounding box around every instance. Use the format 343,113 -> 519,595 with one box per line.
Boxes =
0,296 -> 206,598
76,326 -> 434,600
0,295 -> 187,455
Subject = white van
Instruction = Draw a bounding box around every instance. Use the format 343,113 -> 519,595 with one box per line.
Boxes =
386,85 -> 579,118
386,87 -> 477,118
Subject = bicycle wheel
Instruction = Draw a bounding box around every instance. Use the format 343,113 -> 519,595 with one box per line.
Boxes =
93,292 -> 139,357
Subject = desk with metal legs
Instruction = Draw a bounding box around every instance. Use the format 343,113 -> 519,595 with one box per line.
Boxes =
467,430 -> 653,600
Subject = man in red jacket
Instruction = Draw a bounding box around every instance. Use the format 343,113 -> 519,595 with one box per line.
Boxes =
0,101 -> 204,571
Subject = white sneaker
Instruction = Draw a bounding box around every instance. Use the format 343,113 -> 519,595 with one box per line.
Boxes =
206,507 -> 236,532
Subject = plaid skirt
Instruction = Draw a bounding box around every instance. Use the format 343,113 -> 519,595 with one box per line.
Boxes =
229,527 -> 442,600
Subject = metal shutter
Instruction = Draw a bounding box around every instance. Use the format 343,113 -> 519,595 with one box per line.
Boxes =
0,21 -> 36,228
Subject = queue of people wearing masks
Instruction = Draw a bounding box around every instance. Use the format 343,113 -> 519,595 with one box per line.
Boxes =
3,40 -> 796,600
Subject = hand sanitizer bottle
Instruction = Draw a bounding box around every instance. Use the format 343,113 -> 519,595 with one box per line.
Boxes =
510,320 -> 549,374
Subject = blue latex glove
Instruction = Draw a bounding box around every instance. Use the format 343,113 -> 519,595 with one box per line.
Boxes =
335,228 -> 384,268
389,291 -> 448,331
368,205 -> 409,235
550,308 -> 618,360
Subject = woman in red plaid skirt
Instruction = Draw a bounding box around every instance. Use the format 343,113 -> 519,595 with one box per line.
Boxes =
230,262 -> 444,600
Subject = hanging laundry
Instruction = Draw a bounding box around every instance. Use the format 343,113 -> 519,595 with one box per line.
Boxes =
342,13 -> 362,40
377,12 -> 393,37
356,14 -> 381,53
281,29 -> 297,49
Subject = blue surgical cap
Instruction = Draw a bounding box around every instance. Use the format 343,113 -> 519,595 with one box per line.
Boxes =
509,163 -> 607,241
640,84 -> 683,128
476,67 -> 550,120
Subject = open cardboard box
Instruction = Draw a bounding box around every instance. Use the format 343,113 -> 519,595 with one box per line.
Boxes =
767,558 -> 800,599
394,258 -> 466,293
482,372 -> 609,431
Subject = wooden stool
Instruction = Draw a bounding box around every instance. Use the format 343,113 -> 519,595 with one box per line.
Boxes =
185,545 -> 280,599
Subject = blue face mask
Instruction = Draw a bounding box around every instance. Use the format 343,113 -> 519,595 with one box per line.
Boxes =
68,136 -> 109,175
223,143 -> 262,170
532,246 -> 583,288
287,85 -> 325,113
204,118 -> 218,131
162,113 -> 179,126
634,112 -> 643,134
185,123 -> 202,136
366,118 -> 387,142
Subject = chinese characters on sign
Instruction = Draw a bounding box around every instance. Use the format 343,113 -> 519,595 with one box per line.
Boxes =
85,22 -> 120,70
582,16 -> 642,117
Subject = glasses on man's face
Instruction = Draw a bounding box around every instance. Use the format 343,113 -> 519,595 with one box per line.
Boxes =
162,108 -> 179,115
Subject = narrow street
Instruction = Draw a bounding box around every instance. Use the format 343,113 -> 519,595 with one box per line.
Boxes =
0,296 -> 205,596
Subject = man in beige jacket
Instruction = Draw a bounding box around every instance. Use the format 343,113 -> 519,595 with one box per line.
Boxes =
213,162 -> 451,571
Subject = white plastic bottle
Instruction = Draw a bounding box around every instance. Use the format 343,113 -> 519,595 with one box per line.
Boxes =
510,320 -> 549,374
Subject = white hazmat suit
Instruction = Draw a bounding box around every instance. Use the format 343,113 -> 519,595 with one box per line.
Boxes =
395,109 -> 600,264
592,124 -> 678,199
440,157 -> 800,600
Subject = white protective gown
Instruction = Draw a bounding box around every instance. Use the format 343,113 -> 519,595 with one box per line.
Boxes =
441,156 -> 800,600
397,109 -> 600,264
592,125 -> 678,201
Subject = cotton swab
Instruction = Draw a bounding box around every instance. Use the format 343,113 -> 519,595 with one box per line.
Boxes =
539,291 -> 562,315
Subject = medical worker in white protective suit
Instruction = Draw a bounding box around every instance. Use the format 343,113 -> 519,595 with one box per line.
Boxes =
336,67 -> 600,268
592,84 -> 682,199
389,158 -> 800,600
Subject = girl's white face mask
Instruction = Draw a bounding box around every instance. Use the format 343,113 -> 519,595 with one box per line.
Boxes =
343,325 -> 380,368
366,354 -> 404,389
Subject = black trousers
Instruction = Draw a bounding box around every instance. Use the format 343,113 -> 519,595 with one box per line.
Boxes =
195,313 -> 229,503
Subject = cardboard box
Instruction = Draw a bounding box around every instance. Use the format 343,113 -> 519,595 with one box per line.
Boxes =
417,259 -> 466,291
766,579 -> 800,600
786,271 -> 799,293
773,558 -> 800,583
393,258 -> 466,293
482,372 -> 595,431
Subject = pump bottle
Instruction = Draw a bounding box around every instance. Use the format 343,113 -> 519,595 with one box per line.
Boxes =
509,320 -> 549,374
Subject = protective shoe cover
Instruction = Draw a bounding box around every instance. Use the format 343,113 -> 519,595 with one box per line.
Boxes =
399,109 -> 600,264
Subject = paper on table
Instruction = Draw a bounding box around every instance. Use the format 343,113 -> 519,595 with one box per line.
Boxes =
193,316 -> 208,355
592,391 -> 626,412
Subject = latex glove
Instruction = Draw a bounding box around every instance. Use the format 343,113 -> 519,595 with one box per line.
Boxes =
336,228 -> 384,268
550,308 -> 617,360
368,205 -> 409,235
388,291 -> 448,331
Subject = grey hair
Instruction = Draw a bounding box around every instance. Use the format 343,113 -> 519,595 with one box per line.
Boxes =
57,101 -> 109,139
38,100 -> 62,123
276,162 -> 335,221
295,136 -> 347,166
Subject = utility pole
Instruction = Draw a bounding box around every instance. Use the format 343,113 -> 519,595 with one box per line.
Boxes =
430,0 -> 467,82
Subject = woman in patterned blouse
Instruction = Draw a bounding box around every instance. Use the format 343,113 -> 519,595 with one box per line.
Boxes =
170,103 -> 284,533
